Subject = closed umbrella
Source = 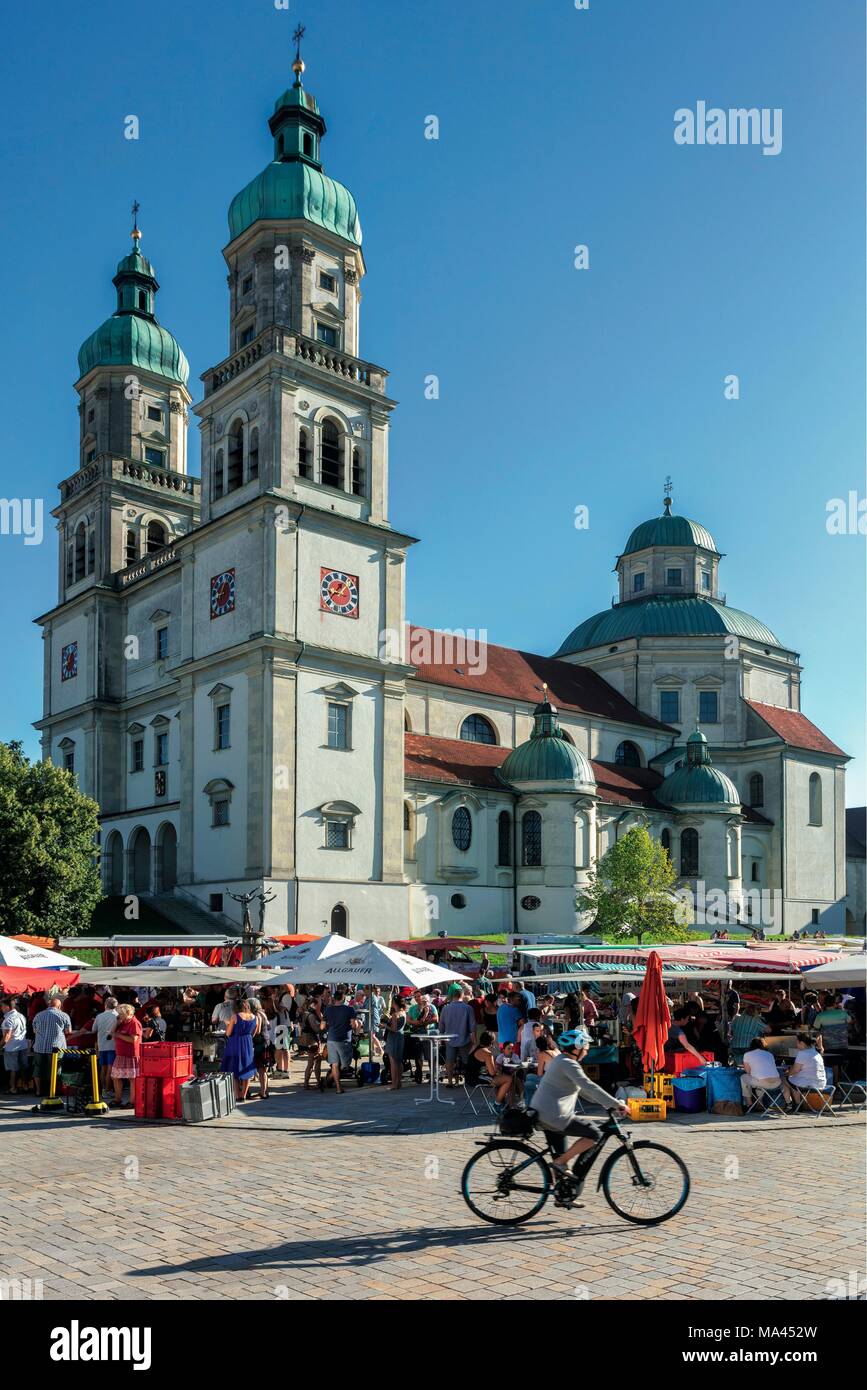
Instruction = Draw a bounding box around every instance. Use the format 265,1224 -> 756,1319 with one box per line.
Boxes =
631,950 -> 671,1076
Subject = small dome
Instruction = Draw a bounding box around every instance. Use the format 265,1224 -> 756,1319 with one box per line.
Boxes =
228,160 -> 362,245
77,314 -> 189,386
555,595 -> 781,657
622,513 -> 718,556
657,726 -> 739,808
657,762 -> 740,809
499,694 -> 596,791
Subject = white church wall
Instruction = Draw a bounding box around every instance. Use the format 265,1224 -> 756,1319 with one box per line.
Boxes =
191,671 -> 250,883
296,523 -> 383,660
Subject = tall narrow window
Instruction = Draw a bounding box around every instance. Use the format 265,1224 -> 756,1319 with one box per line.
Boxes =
680,827 -> 699,877
661,828 -> 671,855
213,448 -> 224,500
497,810 -> 512,866
216,703 -> 231,750
248,426 -> 259,480
156,627 -> 168,660
522,811 -> 542,867
298,428 -> 310,478
138,290 -> 147,311
303,133 -> 313,157
327,702 -> 349,750
403,802 -> 415,860
666,568 -> 683,587
808,773 -> 822,826
227,419 -> 244,492
146,520 -> 167,553
351,447 -> 364,496
155,732 -> 169,767
451,807 -> 472,852
125,529 -> 137,565
698,690 -> 718,724
74,522 -> 86,581
749,773 -> 764,808
321,419 -> 343,489
633,572 -> 645,593
65,546 -> 74,586
316,323 -> 337,347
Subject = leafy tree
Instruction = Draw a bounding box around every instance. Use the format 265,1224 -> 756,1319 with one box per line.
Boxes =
577,825 -> 691,945
0,741 -> 101,938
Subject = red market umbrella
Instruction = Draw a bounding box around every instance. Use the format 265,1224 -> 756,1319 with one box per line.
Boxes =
631,950 -> 671,1073
0,966 -> 80,993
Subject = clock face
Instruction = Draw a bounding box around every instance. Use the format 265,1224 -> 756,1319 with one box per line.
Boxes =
61,641 -> 78,681
320,568 -> 359,619
210,569 -> 236,619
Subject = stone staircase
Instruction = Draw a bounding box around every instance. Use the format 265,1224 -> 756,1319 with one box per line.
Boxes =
150,892 -> 235,936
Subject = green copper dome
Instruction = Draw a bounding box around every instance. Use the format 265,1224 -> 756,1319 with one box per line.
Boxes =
555,596 -> 781,657
228,71 -> 362,246
499,695 -> 596,790
657,727 -> 740,808
622,512 -> 718,556
228,161 -> 361,244
77,237 -> 189,386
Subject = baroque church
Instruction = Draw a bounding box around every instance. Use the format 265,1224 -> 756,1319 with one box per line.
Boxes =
35,55 -> 849,941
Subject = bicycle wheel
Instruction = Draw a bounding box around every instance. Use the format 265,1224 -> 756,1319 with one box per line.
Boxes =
461,1141 -> 551,1225
600,1141 -> 690,1225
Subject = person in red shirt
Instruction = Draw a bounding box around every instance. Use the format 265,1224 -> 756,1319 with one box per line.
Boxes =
581,986 -> 600,1031
109,1003 -> 142,1107
67,986 -> 97,1031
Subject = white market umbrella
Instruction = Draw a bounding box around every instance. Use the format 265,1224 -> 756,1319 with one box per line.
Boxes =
267,939 -> 469,989
75,964 -> 289,988
801,954 -> 867,989
0,937 -> 88,969
252,932 -> 362,972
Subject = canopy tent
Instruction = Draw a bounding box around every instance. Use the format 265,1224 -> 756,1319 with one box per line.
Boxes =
252,932 -> 362,972
74,963 -> 289,988
0,965 -> 80,994
516,944 -> 838,973
800,954 -> 867,988
510,968 -> 804,984
266,940 -> 469,989
0,937 -> 88,969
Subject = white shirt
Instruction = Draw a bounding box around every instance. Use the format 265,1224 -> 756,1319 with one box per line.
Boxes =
211,1001 -> 234,1027
743,1047 -> 780,1083
93,1009 -> 118,1049
1,1010 -> 27,1052
519,1021 -> 540,1064
790,1047 -> 827,1090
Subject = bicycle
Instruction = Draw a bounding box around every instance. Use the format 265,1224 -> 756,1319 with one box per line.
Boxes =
461,1107 -> 690,1226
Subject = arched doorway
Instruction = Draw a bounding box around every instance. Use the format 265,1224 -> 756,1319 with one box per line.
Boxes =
331,903 -> 348,935
155,823 -> 177,893
128,827 -> 152,894
104,830 -> 124,895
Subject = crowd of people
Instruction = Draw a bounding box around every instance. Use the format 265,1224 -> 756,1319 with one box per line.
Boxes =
1,969 -> 862,1114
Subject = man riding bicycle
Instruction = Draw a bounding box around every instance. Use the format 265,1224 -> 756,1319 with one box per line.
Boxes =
531,1027 -> 629,1188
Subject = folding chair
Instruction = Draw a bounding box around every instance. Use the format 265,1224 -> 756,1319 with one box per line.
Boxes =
791,1084 -> 837,1117
744,1083 -> 788,1118
459,1080 -> 498,1118
836,1076 -> 867,1110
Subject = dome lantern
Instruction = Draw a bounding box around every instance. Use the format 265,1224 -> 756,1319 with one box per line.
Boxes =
498,688 -> 597,793
657,725 -> 740,810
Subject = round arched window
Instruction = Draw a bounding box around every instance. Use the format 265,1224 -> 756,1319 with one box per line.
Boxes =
450,893 -> 466,909
460,714 -> 497,745
521,895 -> 541,911
615,741 -> 641,767
451,807 -> 472,851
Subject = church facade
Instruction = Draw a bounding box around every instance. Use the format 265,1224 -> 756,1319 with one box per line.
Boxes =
35,61 -> 849,941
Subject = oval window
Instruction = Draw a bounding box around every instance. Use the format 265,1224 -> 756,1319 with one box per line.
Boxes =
451,807 -> 472,852
521,895 -> 541,911
450,893 -> 466,909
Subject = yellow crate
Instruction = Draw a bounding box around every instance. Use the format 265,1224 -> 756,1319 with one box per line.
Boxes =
627,1097 -> 667,1122
643,1073 -> 674,1103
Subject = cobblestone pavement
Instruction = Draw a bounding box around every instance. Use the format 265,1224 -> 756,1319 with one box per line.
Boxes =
2,1079 -> 864,1302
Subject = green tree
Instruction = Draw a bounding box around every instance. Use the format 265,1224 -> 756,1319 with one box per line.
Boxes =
0,741 -> 101,938
577,825 -> 691,945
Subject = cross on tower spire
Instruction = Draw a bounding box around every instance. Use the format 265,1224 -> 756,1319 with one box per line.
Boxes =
131,199 -> 142,245
292,23 -> 306,81
663,475 -> 673,516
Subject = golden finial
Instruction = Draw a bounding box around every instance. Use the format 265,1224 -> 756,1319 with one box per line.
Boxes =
131,200 -> 142,245
292,23 -> 306,79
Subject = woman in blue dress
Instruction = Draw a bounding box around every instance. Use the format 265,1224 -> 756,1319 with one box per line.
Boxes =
221,998 -> 259,1102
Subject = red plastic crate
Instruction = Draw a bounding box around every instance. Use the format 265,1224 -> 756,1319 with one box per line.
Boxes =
159,1078 -> 184,1120
673,1051 -> 715,1076
140,1043 -> 194,1080
142,1042 -> 192,1060
134,1077 -> 161,1119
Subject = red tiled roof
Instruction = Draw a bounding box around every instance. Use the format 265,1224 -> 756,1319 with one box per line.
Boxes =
407,626 -> 672,732
745,700 -> 847,758
404,735 -> 774,826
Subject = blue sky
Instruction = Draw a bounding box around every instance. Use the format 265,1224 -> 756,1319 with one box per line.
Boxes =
0,0 -> 864,798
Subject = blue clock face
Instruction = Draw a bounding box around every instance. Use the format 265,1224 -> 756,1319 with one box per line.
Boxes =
210,569 -> 236,619
61,641 -> 78,681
